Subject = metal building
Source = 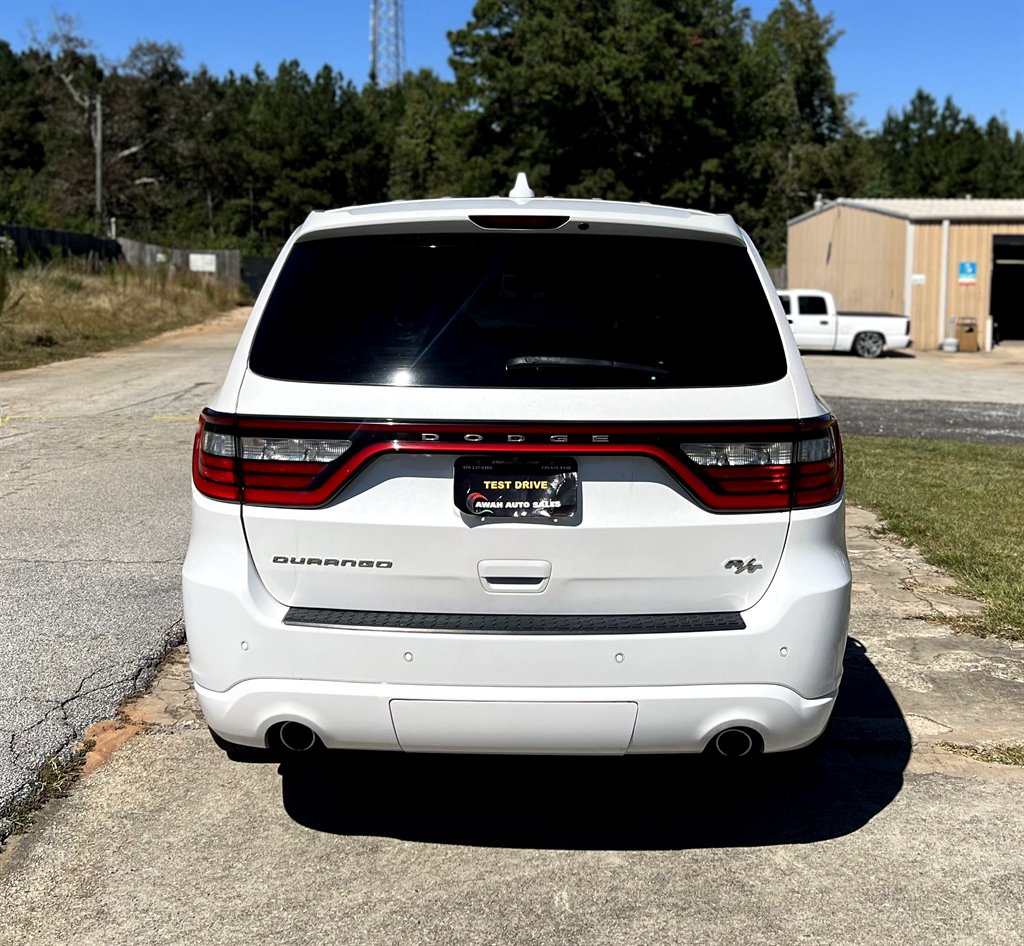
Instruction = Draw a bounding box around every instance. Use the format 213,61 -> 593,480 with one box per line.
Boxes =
787,198 -> 1024,350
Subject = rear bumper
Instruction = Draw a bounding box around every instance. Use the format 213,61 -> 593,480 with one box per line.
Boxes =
184,491 -> 850,755
196,679 -> 838,755
884,333 -> 911,352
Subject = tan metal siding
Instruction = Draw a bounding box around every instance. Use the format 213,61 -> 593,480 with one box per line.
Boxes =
791,209 -> 1024,350
787,206 -> 905,312
911,224 -> 944,349
948,221 -> 1024,319
787,206 -> 838,288
911,221 -> 1024,349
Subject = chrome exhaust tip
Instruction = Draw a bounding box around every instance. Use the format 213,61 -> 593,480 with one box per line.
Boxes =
278,721 -> 318,753
712,728 -> 758,759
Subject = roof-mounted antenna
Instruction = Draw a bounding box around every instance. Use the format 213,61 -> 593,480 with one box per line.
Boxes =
509,172 -> 535,201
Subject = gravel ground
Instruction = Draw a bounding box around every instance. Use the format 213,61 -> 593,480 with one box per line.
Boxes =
827,396 -> 1024,445
804,343 -> 1022,444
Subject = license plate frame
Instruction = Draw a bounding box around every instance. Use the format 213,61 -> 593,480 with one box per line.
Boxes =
454,456 -> 578,519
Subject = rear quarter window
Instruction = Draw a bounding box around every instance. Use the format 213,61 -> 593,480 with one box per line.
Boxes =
249,231 -> 787,388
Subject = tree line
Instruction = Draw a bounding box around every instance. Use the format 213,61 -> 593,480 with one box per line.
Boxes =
1,0 -> 1021,263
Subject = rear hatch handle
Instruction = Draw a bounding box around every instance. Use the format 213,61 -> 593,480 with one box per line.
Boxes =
478,559 -> 552,594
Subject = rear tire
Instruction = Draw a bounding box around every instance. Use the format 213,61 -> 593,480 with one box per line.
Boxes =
853,331 -> 884,358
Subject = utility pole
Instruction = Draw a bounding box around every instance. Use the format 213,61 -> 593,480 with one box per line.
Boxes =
94,93 -> 103,223
369,0 -> 405,86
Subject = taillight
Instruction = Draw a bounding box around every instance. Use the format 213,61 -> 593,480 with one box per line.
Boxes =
191,411 -> 842,512
192,411 -> 353,505
193,414 -> 240,501
792,426 -> 844,509
679,422 -> 842,511
239,437 -> 352,462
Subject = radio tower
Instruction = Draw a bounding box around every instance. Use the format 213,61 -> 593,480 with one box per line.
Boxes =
369,0 -> 405,86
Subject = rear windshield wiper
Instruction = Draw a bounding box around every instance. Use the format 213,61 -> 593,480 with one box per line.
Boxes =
506,355 -> 668,377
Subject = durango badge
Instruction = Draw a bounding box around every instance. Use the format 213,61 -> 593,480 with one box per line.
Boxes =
273,556 -> 393,568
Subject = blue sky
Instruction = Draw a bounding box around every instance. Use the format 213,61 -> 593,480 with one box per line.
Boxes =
2,0 -> 1022,132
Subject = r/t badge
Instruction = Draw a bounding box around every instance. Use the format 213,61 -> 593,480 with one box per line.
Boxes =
724,558 -> 764,575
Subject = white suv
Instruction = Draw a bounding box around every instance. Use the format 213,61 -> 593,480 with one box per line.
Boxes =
183,179 -> 850,760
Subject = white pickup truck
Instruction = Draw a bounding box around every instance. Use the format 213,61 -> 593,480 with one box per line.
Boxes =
778,289 -> 911,358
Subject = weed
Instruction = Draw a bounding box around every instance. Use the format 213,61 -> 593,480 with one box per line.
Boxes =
1,740 -> 94,840
938,742 -> 1024,766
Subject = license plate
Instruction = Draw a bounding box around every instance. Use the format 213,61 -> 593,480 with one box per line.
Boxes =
454,457 -> 578,519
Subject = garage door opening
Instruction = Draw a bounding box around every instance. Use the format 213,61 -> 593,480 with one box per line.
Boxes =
992,235 -> 1024,341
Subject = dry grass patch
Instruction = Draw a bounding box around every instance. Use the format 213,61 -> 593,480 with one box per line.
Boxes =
0,261 -> 241,372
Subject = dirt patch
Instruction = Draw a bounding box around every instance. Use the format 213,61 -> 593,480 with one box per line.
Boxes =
79,649 -> 195,776
81,720 -> 142,776
134,305 -> 251,347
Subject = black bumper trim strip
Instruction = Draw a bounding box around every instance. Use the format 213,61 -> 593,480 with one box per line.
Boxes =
283,608 -> 746,634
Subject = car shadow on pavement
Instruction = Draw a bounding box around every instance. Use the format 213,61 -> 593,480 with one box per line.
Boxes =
278,638 -> 910,850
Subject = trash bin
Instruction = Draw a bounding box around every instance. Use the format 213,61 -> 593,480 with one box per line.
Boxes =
955,317 -> 979,353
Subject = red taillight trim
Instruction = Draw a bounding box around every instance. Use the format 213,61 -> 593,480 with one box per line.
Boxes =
792,427 -> 844,508
192,411 -> 844,513
192,419 -> 241,501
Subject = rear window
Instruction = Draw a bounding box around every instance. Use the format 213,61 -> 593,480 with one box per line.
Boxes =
249,232 -> 786,388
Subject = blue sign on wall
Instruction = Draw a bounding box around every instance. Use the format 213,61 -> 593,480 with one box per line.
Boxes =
957,261 -> 978,286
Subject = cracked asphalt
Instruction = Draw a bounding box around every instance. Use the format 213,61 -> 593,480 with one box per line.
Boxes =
0,309 -> 249,836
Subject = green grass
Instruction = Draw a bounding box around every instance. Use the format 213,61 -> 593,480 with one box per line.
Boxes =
844,435 -> 1024,640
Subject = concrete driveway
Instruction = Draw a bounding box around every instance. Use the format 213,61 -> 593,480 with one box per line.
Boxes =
802,342 -> 1024,405
1,316 -> 1023,945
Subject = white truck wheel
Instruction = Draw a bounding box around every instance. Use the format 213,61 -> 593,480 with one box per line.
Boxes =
853,331 -> 884,358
